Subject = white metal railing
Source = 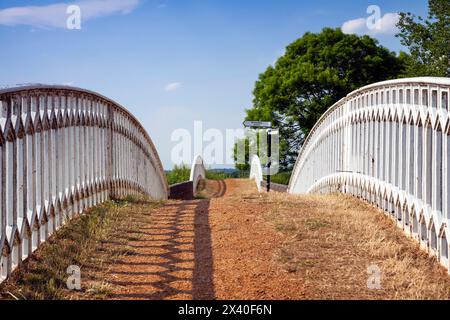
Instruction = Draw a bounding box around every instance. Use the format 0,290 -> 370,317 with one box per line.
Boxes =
0,84 -> 168,282
250,155 -> 263,192
190,155 -> 206,195
288,77 -> 450,272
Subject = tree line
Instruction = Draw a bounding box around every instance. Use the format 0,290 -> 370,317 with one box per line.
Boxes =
235,0 -> 449,171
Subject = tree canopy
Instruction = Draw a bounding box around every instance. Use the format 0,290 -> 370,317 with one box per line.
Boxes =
397,0 -> 450,77
237,28 -> 405,169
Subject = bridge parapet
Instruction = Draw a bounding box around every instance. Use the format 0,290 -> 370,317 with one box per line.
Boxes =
0,85 -> 168,282
288,77 -> 450,272
249,155 -> 263,192
169,155 -> 206,199
190,155 -> 206,195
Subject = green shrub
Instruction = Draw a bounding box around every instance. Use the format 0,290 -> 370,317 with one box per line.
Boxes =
206,169 -> 250,180
265,171 -> 292,185
166,164 -> 191,185
205,170 -> 233,180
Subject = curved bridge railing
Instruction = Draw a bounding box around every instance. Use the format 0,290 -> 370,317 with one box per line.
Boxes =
249,155 -> 263,192
190,155 -> 206,196
0,85 -> 168,282
288,77 -> 450,271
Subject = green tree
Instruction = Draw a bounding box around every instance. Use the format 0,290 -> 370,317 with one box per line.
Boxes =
233,137 -> 251,172
165,164 -> 190,185
237,28 -> 405,169
396,0 -> 450,77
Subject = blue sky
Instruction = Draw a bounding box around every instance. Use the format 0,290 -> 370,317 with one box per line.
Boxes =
0,0 -> 428,169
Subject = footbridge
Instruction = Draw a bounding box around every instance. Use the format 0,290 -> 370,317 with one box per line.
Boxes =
1,77 -> 450,292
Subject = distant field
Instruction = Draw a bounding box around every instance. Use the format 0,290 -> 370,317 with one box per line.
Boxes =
206,169 -> 249,180
166,166 -> 291,185
264,171 -> 292,185
166,166 -> 249,184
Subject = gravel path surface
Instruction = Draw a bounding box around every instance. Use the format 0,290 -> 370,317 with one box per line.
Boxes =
105,179 -> 450,300
106,179 -> 304,299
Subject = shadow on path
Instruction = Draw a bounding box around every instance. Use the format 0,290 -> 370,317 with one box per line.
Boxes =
192,179 -> 226,299
107,180 -> 226,300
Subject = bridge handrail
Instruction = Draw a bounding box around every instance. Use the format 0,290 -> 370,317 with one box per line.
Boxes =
0,84 -> 168,282
190,155 -> 206,195
288,77 -> 450,272
249,155 -> 263,192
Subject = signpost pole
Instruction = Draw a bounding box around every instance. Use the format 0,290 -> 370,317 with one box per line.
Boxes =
266,129 -> 271,192
242,120 -> 275,193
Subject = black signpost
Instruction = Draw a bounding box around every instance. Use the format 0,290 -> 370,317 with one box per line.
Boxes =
243,120 -> 273,192
266,128 -> 271,192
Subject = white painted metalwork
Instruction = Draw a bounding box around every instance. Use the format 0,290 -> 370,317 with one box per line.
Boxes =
190,155 -> 206,194
288,77 -> 450,272
0,84 -> 168,282
250,155 -> 263,192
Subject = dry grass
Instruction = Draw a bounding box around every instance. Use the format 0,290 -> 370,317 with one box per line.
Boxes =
263,192 -> 450,300
0,196 -> 163,300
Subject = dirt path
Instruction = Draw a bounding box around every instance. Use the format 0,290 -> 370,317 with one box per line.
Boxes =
206,179 -> 306,299
106,179 -> 301,299
3,178 -> 449,300
105,179 -> 450,300
105,181 -> 223,299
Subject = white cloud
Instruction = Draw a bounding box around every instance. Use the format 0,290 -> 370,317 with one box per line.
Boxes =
342,18 -> 367,34
341,12 -> 399,36
0,0 -> 140,28
165,82 -> 182,92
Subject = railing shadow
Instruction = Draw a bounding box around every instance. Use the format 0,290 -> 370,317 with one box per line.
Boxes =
104,179 -> 227,300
